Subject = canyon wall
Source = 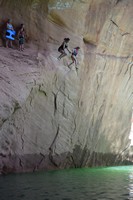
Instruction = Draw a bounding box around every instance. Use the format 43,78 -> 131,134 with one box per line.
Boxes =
0,0 -> 133,173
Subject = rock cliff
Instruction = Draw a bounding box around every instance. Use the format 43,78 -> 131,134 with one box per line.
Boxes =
0,0 -> 133,173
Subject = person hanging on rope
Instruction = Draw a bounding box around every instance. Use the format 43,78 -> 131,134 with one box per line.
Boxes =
68,47 -> 80,69
57,38 -> 71,60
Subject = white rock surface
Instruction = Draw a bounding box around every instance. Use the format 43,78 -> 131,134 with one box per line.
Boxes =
0,0 -> 133,173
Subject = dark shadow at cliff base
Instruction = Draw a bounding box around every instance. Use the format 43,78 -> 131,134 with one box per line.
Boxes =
0,146 -> 132,175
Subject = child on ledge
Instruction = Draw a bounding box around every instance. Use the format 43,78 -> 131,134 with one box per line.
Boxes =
18,24 -> 25,51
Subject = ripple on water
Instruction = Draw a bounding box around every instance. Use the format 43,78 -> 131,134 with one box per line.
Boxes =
17,194 -> 25,198
0,166 -> 133,200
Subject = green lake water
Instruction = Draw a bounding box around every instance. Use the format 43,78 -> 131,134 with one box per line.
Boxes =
0,166 -> 133,200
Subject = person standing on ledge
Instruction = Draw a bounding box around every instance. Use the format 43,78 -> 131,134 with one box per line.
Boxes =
68,47 -> 80,70
6,19 -> 14,48
18,24 -> 25,51
57,38 -> 71,60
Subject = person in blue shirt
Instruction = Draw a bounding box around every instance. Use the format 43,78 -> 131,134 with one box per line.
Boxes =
68,47 -> 80,69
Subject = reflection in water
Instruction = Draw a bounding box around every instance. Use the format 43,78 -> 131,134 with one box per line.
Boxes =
0,166 -> 133,200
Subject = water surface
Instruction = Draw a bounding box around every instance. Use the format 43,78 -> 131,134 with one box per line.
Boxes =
0,166 -> 133,200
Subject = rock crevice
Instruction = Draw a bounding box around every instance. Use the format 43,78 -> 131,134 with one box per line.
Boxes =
0,0 -> 133,173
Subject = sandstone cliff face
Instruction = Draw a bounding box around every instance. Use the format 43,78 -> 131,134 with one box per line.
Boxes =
0,0 -> 133,173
